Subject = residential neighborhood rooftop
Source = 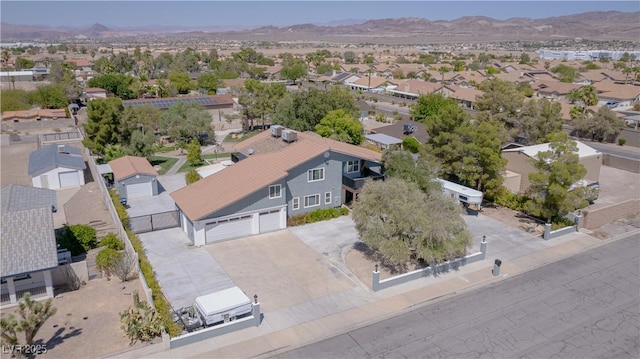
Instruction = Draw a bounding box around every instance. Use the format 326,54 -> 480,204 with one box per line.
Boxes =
109,155 -> 157,181
502,141 -> 601,158
28,144 -> 86,177
0,184 -> 57,213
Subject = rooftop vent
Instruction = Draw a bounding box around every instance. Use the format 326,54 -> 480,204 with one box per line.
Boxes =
271,125 -> 284,138
57,144 -> 66,153
403,124 -> 417,134
247,148 -> 254,155
282,129 -> 298,143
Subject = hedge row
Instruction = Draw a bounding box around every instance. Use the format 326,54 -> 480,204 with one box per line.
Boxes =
109,190 -> 182,337
287,207 -> 350,227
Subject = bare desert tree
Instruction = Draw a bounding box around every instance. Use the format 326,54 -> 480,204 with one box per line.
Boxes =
113,251 -> 138,282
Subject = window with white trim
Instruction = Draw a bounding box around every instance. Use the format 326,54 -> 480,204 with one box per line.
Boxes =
346,160 -> 360,173
304,194 -> 321,208
269,184 -> 281,199
325,192 -> 332,204
292,197 -> 300,210
307,168 -> 325,182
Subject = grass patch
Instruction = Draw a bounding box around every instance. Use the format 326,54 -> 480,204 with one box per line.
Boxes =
177,153 -> 232,172
153,145 -> 179,153
223,130 -> 261,143
149,156 -> 178,175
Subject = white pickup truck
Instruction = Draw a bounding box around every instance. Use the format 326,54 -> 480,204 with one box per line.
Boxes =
194,287 -> 253,326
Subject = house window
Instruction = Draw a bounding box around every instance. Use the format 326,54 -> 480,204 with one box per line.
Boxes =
307,168 -> 325,182
325,192 -> 332,204
292,197 -> 300,210
0,274 -> 31,284
304,194 -> 321,208
269,185 -> 281,199
346,160 -> 360,173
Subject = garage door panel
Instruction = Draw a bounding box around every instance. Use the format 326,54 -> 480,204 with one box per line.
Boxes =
59,171 -> 80,188
126,182 -> 153,199
206,216 -> 253,243
259,210 -> 281,233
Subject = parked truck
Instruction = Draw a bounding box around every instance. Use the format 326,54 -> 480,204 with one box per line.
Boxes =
194,287 -> 253,326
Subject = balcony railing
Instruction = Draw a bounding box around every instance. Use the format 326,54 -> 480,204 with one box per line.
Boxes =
342,172 -> 384,191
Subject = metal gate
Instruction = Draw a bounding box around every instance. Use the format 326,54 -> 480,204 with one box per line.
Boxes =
129,210 -> 180,233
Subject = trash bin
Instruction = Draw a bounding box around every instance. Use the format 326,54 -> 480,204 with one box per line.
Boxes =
492,259 -> 502,277
120,198 -> 127,206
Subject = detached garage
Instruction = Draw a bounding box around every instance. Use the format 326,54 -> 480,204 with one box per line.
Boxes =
109,156 -> 159,199
29,144 -> 86,190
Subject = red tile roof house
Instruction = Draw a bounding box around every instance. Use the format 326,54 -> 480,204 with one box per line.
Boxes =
170,130 -> 383,246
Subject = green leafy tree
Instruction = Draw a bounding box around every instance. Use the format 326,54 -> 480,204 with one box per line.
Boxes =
239,79 -> 286,129
186,137 -> 203,166
83,97 -> 125,154
401,137 -> 421,153
352,178 -> 471,266
524,133 -> 588,222
0,89 -> 30,112
343,51 -> 356,64
476,78 -> 525,127
159,102 -> 213,143
519,53 -> 531,64
196,73 -> 220,94
0,293 -> 57,348
573,106 -> 626,142
121,105 -> 162,141
515,98 -> 564,144
273,87 -> 356,131
409,93 -> 461,128
550,64 -> 578,83
382,150 -> 440,194
315,109 -> 364,145
87,74 -> 135,100
168,71 -> 194,94
48,61 -> 81,102
186,169 -> 200,184
128,129 -> 156,158
120,291 -> 165,345
14,57 -> 34,70
103,144 -> 128,162
280,59 -> 307,81
28,84 -> 68,108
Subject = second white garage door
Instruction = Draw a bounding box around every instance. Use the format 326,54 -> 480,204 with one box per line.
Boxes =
126,182 -> 153,199
205,215 -> 253,244
259,210 -> 281,233
58,171 -> 81,188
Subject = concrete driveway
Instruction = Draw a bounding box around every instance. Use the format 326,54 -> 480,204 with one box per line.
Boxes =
138,228 -> 234,309
205,230 -> 369,332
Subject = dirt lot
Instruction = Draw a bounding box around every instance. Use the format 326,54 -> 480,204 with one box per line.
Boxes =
0,277 -> 145,358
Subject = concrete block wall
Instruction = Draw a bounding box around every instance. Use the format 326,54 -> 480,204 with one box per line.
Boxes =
583,199 -> 640,229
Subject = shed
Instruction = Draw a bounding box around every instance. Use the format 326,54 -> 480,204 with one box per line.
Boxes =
28,144 -> 86,189
109,156 -> 159,199
365,133 -> 402,150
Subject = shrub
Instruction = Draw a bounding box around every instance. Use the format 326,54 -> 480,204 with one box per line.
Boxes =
100,233 -> 124,250
618,138 -> 626,146
96,248 -> 122,278
402,137 -> 421,153
287,207 -> 349,226
110,189 -> 130,229
551,218 -> 574,231
57,224 -> 97,255
494,190 -> 527,212
185,169 -> 200,184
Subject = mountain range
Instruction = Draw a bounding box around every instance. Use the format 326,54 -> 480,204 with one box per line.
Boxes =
1,11 -> 639,43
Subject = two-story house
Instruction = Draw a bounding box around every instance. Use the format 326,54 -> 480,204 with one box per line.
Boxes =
170,129 -> 383,246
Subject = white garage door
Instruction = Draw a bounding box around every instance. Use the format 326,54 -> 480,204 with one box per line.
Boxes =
205,215 -> 253,243
126,182 -> 153,199
58,171 -> 81,188
259,210 -> 281,233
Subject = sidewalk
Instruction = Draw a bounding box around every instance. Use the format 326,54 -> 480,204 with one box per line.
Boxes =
143,228 -> 638,358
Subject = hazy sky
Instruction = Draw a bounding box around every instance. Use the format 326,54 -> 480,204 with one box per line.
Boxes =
1,1 -> 638,28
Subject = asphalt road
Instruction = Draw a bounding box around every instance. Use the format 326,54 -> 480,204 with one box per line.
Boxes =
275,233 -> 640,359
582,140 -> 640,160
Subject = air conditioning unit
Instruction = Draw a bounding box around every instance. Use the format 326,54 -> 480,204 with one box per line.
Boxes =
403,124 -> 417,134
271,125 -> 284,138
282,129 -> 298,143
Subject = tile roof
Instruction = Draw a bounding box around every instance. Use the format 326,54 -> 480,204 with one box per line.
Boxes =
392,79 -> 442,96
172,131 -> 382,220
352,76 -> 388,88
535,81 -> 582,95
2,109 -> 68,121
1,207 -> 58,278
28,144 -> 86,177
446,85 -> 484,102
109,155 -> 157,181
1,185 -> 57,213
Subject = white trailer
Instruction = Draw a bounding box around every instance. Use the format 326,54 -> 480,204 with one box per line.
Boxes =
437,178 -> 483,209
194,287 -> 252,326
